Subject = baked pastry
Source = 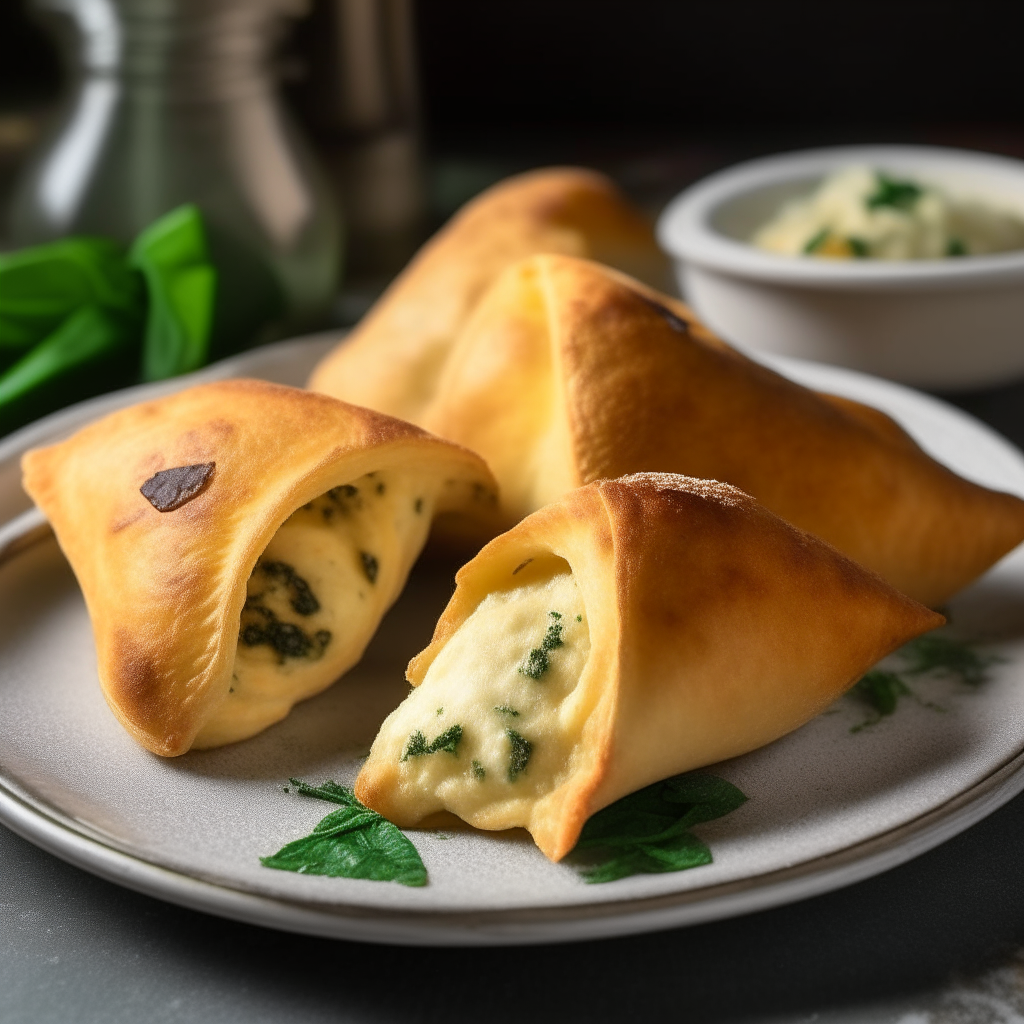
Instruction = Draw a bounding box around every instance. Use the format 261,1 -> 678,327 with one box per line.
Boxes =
21,380 -> 497,756
307,167 -> 671,424
419,253 -> 1024,607
355,473 -> 942,861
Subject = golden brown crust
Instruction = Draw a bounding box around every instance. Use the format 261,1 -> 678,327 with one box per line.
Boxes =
358,473 -> 942,860
421,254 -> 1024,607
307,167 -> 671,424
21,379 -> 497,756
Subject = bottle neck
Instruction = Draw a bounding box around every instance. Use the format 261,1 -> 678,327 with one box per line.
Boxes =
36,0 -> 306,101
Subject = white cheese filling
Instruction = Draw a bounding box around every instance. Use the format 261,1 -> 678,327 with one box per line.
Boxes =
375,557 -> 590,827
193,470 -> 435,747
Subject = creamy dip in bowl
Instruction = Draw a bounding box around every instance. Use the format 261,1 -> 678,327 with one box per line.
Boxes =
658,146 -> 1024,389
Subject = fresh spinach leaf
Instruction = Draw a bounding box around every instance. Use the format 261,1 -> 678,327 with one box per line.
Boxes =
572,773 -> 747,884
261,778 -> 427,887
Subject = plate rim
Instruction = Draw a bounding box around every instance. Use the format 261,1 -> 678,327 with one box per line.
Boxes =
3,336 -> 1024,946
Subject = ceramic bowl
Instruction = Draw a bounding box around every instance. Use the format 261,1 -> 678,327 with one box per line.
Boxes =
657,145 -> 1024,390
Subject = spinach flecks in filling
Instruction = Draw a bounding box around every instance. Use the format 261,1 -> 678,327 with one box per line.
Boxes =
866,173 -> 922,212
401,724 -> 463,761
472,760 -> 486,781
519,611 -> 565,680
259,560 -> 320,615
494,704 -> 520,717
360,551 -> 379,584
239,602 -> 331,662
507,729 -> 532,781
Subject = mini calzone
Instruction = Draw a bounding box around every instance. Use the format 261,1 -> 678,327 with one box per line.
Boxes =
356,474 -> 942,861
21,380 -> 497,756
420,253 -> 1024,607
308,167 -> 671,424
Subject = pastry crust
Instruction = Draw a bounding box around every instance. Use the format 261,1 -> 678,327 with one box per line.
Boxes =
355,473 -> 942,861
21,379 -> 497,756
307,167 -> 671,424
420,253 -> 1024,606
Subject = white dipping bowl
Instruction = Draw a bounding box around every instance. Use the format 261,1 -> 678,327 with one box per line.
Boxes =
657,145 -> 1024,390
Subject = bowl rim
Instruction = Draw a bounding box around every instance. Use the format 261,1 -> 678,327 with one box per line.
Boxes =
657,144 -> 1024,291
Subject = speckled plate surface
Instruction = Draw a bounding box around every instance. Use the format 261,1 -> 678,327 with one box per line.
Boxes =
1,335 -> 1024,947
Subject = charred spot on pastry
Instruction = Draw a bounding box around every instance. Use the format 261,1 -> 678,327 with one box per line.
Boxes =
376,482 -> 386,495
512,558 -> 533,576
414,497 -> 424,514
140,462 -> 215,512
239,601 -> 331,661
360,551 -> 379,584
259,561 -> 320,615
638,294 -> 689,334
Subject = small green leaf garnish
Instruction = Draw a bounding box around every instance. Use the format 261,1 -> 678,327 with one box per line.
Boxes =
472,760 -> 486,781
572,773 -> 747,884
902,634 -> 998,686
494,704 -> 520,717
401,724 -> 463,761
854,669 -> 909,717
520,611 -> 566,680
947,237 -> 967,256
866,172 -> 922,211
507,729 -> 532,781
261,778 -> 427,887
436,706 -> 444,716
803,228 -> 830,253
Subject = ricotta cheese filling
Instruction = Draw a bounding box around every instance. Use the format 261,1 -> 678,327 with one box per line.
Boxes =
374,556 -> 591,828
753,166 -> 1024,260
193,470 -> 435,747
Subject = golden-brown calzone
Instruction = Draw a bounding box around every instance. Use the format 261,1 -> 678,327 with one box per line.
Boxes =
21,379 -> 497,756
355,473 -> 942,861
307,167 -> 671,424
419,253 -> 1024,607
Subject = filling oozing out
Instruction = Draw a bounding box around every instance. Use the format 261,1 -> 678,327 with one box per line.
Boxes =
376,557 -> 590,825
193,470 -> 436,747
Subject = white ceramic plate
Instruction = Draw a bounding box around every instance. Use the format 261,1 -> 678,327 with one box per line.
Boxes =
2,335 -> 1024,947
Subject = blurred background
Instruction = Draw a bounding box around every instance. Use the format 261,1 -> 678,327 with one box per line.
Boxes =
1,0 -> 1022,427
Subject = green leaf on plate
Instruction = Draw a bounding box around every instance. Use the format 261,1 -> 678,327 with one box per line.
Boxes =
130,204 -> 217,381
261,778 -> 427,887
901,634 -> 999,687
572,773 -> 747,884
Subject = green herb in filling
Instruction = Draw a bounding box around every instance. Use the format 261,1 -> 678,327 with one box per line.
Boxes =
803,228 -> 830,253
239,601 -> 331,661
507,729 -> 533,781
519,611 -> 566,680
494,704 -> 520,717
472,760 -> 486,781
847,236 -> 870,257
866,173 -> 923,211
401,724 -> 464,761
360,551 -> 379,584
261,778 -> 426,886
258,560 -> 320,615
947,237 -> 967,256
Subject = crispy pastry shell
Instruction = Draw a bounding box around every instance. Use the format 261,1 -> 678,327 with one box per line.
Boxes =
356,473 -> 942,861
21,379 -> 497,756
420,253 -> 1024,606
307,167 -> 671,423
